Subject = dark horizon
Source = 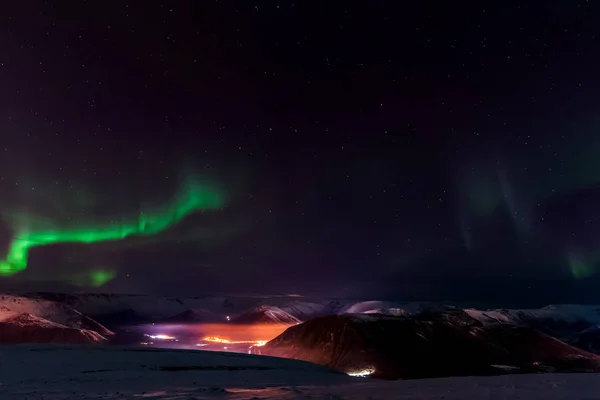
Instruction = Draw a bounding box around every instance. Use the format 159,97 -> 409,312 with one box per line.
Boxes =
2,284 -> 596,310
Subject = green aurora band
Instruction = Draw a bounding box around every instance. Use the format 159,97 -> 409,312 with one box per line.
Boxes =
0,177 -> 226,278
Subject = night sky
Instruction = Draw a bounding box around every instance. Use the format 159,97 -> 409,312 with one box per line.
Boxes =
1,1 -> 600,306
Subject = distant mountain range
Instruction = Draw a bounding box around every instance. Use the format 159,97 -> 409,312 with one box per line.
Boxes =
3,292 -> 600,380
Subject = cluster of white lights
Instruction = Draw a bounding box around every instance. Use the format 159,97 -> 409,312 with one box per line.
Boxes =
346,367 -> 375,377
145,334 -> 176,340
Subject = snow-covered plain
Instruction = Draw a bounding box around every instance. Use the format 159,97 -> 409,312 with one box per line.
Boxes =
0,344 -> 599,399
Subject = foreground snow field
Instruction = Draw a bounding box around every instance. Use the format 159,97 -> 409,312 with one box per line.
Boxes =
0,345 -> 599,399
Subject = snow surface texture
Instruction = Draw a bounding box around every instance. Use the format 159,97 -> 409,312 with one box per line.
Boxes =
0,345 -> 599,399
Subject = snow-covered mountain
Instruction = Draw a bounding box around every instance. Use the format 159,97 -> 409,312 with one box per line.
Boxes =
232,305 -> 301,324
0,294 -> 113,337
28,292 -> 294,322
0,307 -> 107,344
341,301 -> 408,316
10,293 -> 600,326
8,292 -> 600,358
464,305 -> 600,339
253,309 -> 600,380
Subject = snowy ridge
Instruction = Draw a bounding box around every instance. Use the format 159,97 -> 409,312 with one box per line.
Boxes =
0,311 -> 66,328
0,294 -> 113,336
36,293 -> 283,320
341,301 -> 422,316
13,293 -> 600,325
465,304 -> 600,325
12,292 -> 600,342
0,310 -> 107,344
342,301 -> 401,314
279,301 -> 342,320
464,304 -> 600,339
27,294 -> 403,322
341,301 -> 449,316
232,305 -> 301,324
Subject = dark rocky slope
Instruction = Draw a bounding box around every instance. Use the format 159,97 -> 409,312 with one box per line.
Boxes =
253,310 -> 600,380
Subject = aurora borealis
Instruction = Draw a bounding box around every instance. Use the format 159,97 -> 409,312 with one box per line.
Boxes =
2,2 -> 600,305
0,175 -> 225,278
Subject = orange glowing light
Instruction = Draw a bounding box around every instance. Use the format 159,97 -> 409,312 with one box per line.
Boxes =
203,336 -> 232,344
201,336 -> 268,347
194,323 -> 289,342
